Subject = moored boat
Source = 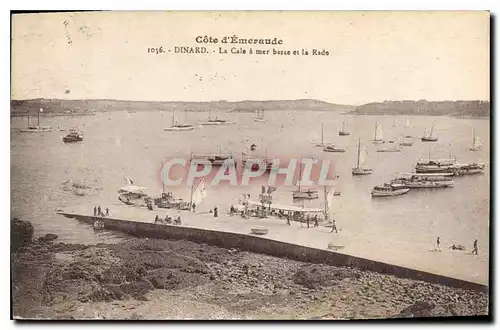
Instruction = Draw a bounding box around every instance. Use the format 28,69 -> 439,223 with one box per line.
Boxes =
164,109 -> 195,131
62,129 -> 83,143
338,121 -> 350,136
371,183 -> 410,197
352,138 -> 373,175
373,121 -> 385,144
293,159 -> 319,200
323,144 -> 346,153
421,123 -> 438,142
469,129 -> 482,151
391,173 -> 454,188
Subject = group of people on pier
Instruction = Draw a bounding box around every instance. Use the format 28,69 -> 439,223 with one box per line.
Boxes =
154,214 -> 182,225
93,205 -> 109,217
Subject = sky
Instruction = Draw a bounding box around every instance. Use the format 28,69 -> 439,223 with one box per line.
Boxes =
11,11 -> 490,105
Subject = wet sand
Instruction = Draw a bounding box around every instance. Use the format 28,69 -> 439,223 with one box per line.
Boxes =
61,204 -> 488,286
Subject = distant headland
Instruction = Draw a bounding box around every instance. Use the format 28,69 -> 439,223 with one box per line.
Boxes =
10,98 -> 489,117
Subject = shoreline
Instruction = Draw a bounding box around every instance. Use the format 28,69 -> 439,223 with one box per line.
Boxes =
11,223 -> 489,320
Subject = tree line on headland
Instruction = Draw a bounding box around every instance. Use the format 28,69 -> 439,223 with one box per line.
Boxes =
10,98 -> 489,117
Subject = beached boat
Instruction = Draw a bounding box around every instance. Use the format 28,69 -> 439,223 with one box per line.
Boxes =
323,144 -> 346,153
62,129 -> 83,143
164,109 -> 195,131
338,121 -> 350,136
371,183 -> 410,197
293,159 -> 319,200
254,109 -> 267,122
352,139 -> 373,175
469,129 -> 482,151
421,123 -> 438,142
154,192 -> 189,210
373,121 -> 385,144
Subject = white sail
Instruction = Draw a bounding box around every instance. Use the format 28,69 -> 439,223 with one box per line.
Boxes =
191,177 -> 208,205
376,125 -> 384,139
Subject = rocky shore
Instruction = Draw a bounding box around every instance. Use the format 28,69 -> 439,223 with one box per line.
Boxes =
11,219 -> 488,320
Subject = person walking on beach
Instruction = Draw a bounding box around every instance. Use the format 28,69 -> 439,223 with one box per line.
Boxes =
97,205 -> 102,216
436,237 -> 441,251
306,216 -> 310,228
286,214 -> 291,226
105,207 -> 109,216
213,206 -> 218,218
472,239 -> 478,255
93,206 -> 97,216
314,215 -> 319,228
192,203 -> 196,213
154,215 -> 159,223
331,221 -> 338,233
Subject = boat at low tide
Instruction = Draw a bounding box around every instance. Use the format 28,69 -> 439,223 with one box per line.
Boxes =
352,139 -> 373,175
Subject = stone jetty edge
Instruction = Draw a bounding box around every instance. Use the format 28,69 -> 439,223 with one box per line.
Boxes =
60,212 -> 488,293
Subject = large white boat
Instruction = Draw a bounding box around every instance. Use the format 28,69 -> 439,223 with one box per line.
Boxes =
371,183 -> 410,197
453,163 -> 486,175
391,173 -> 454,188
164,109 -> 195,131
469,129 -> 482,151
352,138 -> 373,175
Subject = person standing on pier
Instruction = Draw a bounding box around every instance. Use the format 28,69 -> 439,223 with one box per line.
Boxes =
154,215 -> 159,223
306,216 -> 310,228
286,214 -> 291,226
436,237 -> 441,252
97,205 -> 102,216
192,203 -> 196,213
472,239 -> 478,255
213,206 -> 218,217
314,215 -> 319,227
105,207 -> 109,216
93,206 -> 97,216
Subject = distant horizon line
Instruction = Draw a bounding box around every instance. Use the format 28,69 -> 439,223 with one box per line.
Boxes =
10,97 -> 491,107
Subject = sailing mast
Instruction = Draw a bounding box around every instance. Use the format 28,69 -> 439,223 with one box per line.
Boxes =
171,109 -> 176,127
208,103 -> 212,121
472,129 -> 476,148
321,123 -> 324,144
374,122 -> 378,140
356,138 -> 361,168
429,123 -> 435,137
297,158 -> 303,192
323,185 -> 329,222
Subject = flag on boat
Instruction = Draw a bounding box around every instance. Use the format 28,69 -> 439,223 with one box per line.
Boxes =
191,177 -> 208,205
267,186 -> 277,194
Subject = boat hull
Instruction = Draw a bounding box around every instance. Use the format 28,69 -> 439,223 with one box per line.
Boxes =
372,140 -> 385,144
292,191 -> 319,200
421,137 -> 438,142
352,168 -> 373,175
338,132 -> 350,136
400,142 -> 413,146
371,188 -> 410,197
164,126 -> 195,131
377,149 -> 401,152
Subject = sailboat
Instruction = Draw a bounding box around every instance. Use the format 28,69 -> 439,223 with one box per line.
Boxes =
20,108 -> 52,132
421,123 -> 438,142
373,121 -> 385,144
352,139 -> 373,175
314,123 -> 333,147
254,109 -> 267,122
164,109 -> 195,131
338,121 -> 350,136
202,104 -> 229,125
469,129 -> 482,151
293,159 -> 319,200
